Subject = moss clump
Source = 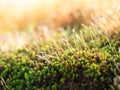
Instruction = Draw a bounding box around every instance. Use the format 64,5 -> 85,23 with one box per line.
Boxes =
0,28 -> 120,90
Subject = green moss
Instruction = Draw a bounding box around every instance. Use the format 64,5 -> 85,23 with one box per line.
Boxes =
0,28 -> 120,90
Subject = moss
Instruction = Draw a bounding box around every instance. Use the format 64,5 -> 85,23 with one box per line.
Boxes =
0,28 -> 120,90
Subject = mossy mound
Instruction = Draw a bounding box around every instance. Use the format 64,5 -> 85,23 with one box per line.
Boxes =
0,28 -> 120,90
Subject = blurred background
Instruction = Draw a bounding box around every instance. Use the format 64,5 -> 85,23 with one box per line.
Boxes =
0,0 -> 119,34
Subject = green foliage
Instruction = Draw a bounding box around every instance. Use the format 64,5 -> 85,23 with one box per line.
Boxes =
0,28 -> 120,90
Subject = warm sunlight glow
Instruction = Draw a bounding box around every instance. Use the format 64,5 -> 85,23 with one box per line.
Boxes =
0,0 -> 120,33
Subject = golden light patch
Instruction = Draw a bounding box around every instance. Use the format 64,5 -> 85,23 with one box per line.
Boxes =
0,0 -> 120,33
